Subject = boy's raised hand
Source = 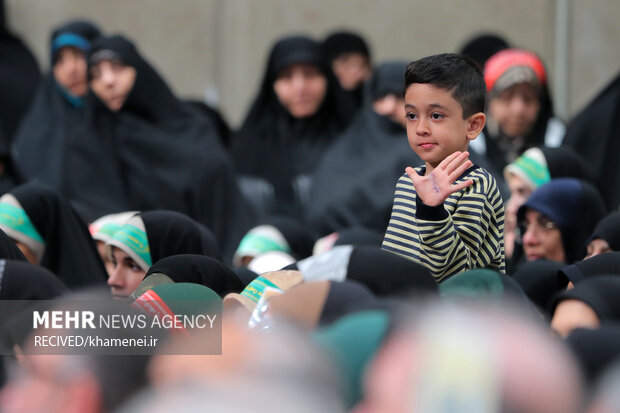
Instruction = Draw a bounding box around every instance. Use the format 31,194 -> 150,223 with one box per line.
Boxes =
406,151 -> 474,207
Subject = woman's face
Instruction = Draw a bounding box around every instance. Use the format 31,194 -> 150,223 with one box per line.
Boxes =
551,299 -> 600,338
585,238 -> 613,260
273,63 -> 327,119
488,83 -> 541,137
14,241 -> 37,264
506,174 -> 535,228
331,52 -> 371,91
521,209 -> 566,263
372,94 -> 406,127
96,240 -> 116,277
90,59 -> 137,111
53,47 -> 88,96
106,246 -> 146,299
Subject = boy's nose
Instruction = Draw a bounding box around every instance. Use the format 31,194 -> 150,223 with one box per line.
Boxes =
416,116 -> 430,135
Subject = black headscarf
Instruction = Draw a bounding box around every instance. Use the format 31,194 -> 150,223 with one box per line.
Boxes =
542,146 -> 595,183
232,267 -> 258,287
458,33 -> 510,68
565,325 -> 620,386
141,210 -> 222,264
517,178 -> 607,264
193,221 -> 223,262
8,182 -> 107,288
254,215 -> 315,260
321,30 -> 371,108
563,72 -> 620,210
560,252 -> 620,286
322,31 -> 371,64
346,247 -> 437,298
231,35 -> 356,217
0,228 -> 26,261
550,276 -> 620,323
144,254 -> 244,297
588,212 -> 620,252
307,61 -> 421,235
66,35 -> 254,261
185,99 -> 231,148
513,259 -> 567,315
291,245 -> 438,297
0,0 -> 40,146
319,280 -> 377,326
334,227 -> 384,248
0,260 -> 69,371
12,20 -> 101,190
89,35 -> 195,129
0,259 -> 68,300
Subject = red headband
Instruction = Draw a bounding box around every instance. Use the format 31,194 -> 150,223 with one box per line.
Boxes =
484,49 -> 547,92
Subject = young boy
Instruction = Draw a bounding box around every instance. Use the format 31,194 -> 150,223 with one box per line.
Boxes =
382,53 -> 505,282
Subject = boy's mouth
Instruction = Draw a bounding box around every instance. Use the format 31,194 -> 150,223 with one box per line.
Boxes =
418,143 -> 436,149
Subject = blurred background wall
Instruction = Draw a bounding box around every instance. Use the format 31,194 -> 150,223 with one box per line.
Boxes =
6,0 -> 619,126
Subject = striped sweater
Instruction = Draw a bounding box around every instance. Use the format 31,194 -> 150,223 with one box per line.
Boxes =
382,165 -> 505,282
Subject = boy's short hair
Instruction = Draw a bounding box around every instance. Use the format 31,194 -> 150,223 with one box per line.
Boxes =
404,53 -> 486,118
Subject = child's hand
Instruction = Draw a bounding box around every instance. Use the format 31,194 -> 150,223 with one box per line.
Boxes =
406,151 -> 474,207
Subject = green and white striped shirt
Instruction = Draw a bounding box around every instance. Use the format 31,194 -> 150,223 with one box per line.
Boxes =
382,165 -> 505,282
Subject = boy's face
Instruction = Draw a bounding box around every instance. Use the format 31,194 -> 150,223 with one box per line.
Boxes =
404,84 -> 483,169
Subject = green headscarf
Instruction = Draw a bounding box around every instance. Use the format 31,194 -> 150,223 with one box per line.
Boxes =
313,310 -> 391,407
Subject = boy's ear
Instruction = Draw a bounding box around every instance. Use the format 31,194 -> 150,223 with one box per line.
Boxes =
466,112 -> 486,140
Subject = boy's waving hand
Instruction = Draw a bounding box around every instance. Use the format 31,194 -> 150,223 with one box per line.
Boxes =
406,151 -> 474,207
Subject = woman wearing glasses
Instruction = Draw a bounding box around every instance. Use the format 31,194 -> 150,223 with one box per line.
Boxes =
515,178 -> 606,268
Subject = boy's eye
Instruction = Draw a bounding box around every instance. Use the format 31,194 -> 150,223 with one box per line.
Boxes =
431,112 -> 444,120
406,113 -> 417,120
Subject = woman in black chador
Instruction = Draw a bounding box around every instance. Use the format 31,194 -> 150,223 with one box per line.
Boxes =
231,35 -> 356,219
72,34 -> 253,261
0,1 -> 41,192
306,61 -> 422,236
13,20 -> 100,191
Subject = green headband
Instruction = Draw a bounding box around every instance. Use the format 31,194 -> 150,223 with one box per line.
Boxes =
96,222 -> 123,239
0,203 -> 44,244
240,276 -> 281,304
512,155 -> 550,187
236,233 -> 291,256
110,224 -> 151,267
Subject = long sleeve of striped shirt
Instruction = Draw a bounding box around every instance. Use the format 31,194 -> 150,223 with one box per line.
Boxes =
381,165 -> 505,282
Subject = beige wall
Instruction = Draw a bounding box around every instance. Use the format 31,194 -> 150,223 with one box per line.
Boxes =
6,0 -> 619,127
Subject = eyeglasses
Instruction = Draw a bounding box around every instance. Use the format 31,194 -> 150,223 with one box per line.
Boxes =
518,215 -> 558,236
